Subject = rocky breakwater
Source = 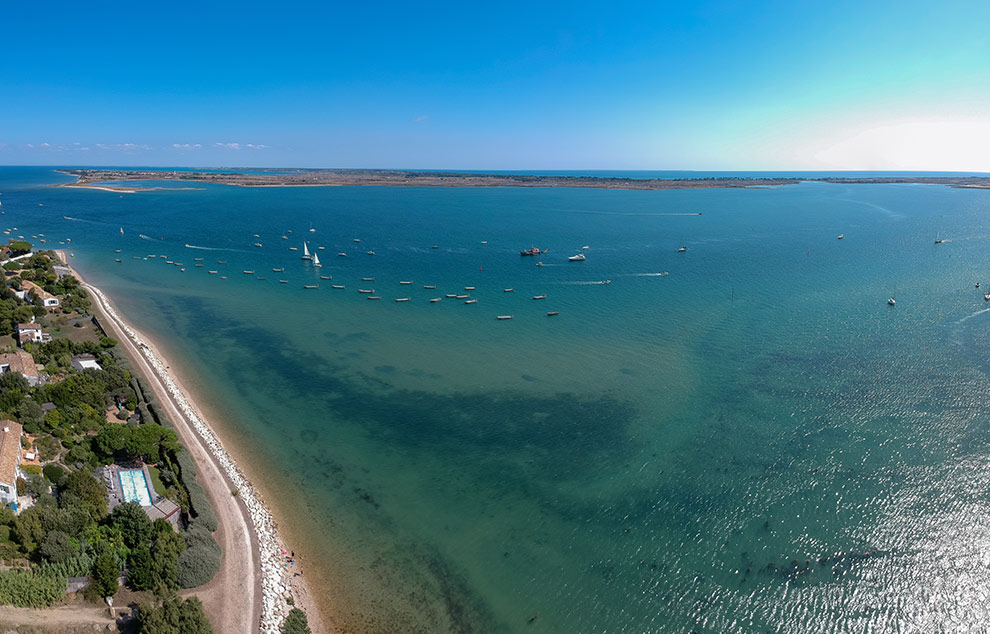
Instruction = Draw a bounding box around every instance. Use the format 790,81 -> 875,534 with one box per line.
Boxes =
87,284 -> 295,634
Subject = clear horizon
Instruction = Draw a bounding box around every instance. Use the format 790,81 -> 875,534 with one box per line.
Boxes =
3,0 -> 989,171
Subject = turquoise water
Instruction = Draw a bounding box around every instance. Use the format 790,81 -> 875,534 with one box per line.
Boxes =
4,169 -> 990,632
119,468 -> 153,506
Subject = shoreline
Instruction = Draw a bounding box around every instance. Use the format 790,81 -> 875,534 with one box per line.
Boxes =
52,168 -> 990,192
59,254 -> 327,633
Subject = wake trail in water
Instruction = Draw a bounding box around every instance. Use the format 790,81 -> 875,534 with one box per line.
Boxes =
830,197 -> 903,220
556,280 -> 613,285
949,307 -> 990,345
620,272 -> 670,277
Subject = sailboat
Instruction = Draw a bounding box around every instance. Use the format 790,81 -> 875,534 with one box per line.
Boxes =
301,242 -> 312,260
935,231 -> 943,244
119,227 -> 124,236
313,252 -> 321,268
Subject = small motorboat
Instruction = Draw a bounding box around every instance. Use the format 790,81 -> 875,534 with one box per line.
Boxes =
984,292 -> 990,302
273,268 -> 284,272
582,245 -> 590,250
115,259 -> 121,263
455,294 -> 469,299
320,275 -> 332,280
547,311 -> 559,316
114,249 -> 122,253
677,246 -> 688,253
497,315 -> 513,320
367,296 -> 381,300
395,297 -> 410,302
332,284 -> 345,289
243,270 -> 254,274
367,251 -> 375,255
256,276 -> 267,280
358,289 -> 375,294
279,280 -> 288,284
430,297 -> 442,303
464,286 -> 475,290
464,299 -> 478,304
208,270 -> 218,274
446,294 -> 458,298
568,253 -> 586,262
362,277 -> 375,281
423,284 -> 437,289
432,245 -> 439,249
337,252 -> 347,257
254,243 -> 263,248
303,284 -> 318,289
218,260 -> 227,264
399,281 -> 413,285
888,297 -> 896,305
289,247 -> 299,251
533,294 -> 547,300
976,282 -> 980,288
600,280 -> 611,285
353,238 -> 361,242
481,241 -> 488,245
504,288 -> 513,292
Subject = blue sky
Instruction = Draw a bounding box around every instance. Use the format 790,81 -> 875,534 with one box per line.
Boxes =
2,0 -> 989,170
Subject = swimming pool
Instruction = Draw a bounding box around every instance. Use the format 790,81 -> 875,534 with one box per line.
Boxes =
118,469 -> 152,506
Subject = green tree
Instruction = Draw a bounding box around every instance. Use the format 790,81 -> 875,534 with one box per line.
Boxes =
92,550 -> 119,598
39,529 -> 77,564
61,470 -> 108,520
8,240 -> 33,255
110,502 -> 152,549
127,543 -> 156,591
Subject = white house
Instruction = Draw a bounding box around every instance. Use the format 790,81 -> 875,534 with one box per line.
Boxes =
71,354 -> 102,372
0,420 -> 22,506
17,322 -> 50,345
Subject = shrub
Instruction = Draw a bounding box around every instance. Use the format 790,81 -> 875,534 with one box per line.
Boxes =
42,464 -> 65,485
177,524 -> 221,588
282,608 -> 311,634
21,464 -> 42,475
185,481 -> 217,532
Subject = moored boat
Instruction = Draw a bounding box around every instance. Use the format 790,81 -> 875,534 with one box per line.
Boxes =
303,284 -> 318,289
430,297 -> 442,303
320,275 -> 332,280
547,311 -> 559,316
464,299 -> 478,304
423,284 -> 437,289
568,253 -> 586,261
301,243 -> 312,260
677,246 -> 688,252
520,246 -> 541,256
395,297 -> 410,302
533,294 -> 547,300
497,315 -> 513,320
888,297 -> 896,305
331,284 -> 345,289
400,281 -> 412,285
362,277 -> 375,281
358,289 -> 375,294
504,288 -> 513,292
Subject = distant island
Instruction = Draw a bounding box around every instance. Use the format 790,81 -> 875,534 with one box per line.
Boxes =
55,168 -> 990,192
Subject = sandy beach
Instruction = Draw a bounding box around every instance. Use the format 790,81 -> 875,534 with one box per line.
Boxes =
60,254 -> 328,634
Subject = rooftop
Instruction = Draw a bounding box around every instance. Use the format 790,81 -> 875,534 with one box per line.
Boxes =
0,419 -> 23,487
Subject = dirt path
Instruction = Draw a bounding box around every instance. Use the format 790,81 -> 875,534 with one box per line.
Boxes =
0,604 -> 115,629
79,278 -> 262,633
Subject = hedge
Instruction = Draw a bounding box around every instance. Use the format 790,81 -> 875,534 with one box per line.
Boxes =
0,569 -> 67,608
177,524 -> 222,588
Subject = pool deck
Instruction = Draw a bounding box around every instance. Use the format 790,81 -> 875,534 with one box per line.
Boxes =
102,463 -> 180,528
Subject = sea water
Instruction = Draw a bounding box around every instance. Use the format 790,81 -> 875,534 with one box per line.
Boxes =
3,168 -> 990,632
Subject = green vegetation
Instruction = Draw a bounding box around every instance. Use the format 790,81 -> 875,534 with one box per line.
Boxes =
282,608 -> 312,634
0,252 -> 219,626
137,594 -> 213,634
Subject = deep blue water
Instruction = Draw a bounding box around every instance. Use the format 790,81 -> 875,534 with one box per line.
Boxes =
4,168 -> 990,633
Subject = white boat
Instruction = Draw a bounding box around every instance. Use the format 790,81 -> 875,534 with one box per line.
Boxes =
400,281 -> 412,285
301,243 -> 312,260
367,251 -> 375,255
677,246 -> 688,253
337,252 -> 347,257
423,285 -> 437,289
254,242 -> 263,248
464,286 -> 475,290
430,297 -> 442,303
533,294 -> 547,300
496,315 -> 513,320
504,288 -> 513,292
120,227 -> 124,236
464,299 -> 478,304
313,252 -> 321,267
395,297 -> 410,302
332,284 -> 345,289
837,234 -> 844,240
984,292 -> 990,302
581,245 -> 589,250
455,294 -> 469,299
304,284 -> 318,289
888,297 -> 896,305
568,253 -> 586,261
320,275 -> 332,280
359,289 -> 375,294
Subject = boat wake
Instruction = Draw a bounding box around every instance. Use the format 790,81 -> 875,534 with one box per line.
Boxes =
557,280 -> 613,285
622,272 -> 670,277
949,307 -> 990,346
183,243 -> 245,252
138,234 -> 159,241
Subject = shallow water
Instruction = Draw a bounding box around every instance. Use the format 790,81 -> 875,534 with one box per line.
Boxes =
4,169 -> 990,632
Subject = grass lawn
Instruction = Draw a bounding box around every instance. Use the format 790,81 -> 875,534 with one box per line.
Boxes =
148,466 -> 167,497
45,313 -> 102,344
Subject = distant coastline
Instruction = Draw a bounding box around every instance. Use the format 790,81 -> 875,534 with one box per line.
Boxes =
53,168 -> 990,192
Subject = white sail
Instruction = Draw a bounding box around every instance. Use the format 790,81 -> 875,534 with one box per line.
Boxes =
313,252 -> 321,267
302,242 -> 312,259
